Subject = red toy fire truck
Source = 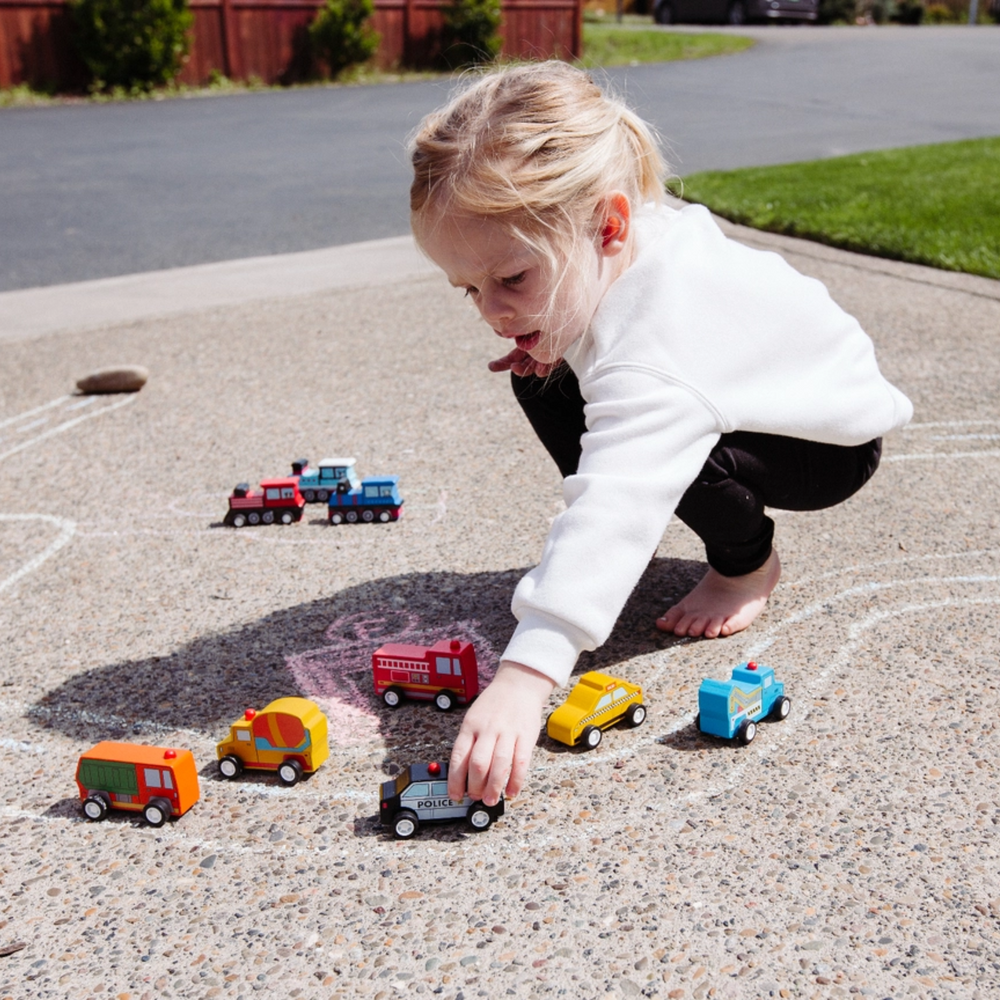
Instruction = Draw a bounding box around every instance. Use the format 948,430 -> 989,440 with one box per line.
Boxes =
372,639 -> 479,711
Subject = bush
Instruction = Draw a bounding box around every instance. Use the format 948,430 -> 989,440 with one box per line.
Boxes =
924,0 -> 957,17
439,0 -> 502,70
892,0 -> 925,21
70,0 -> 192,92
309,0 -> 380,80
816,0 -> 857,21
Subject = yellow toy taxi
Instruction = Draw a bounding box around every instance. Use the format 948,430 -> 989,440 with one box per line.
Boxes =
546,670 -> 646,750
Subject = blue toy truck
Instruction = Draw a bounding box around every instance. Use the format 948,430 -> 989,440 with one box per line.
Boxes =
328,475 -> 403,524
697,661 -> 790,745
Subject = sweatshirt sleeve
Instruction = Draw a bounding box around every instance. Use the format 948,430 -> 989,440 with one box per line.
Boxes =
500,366 -> 721,688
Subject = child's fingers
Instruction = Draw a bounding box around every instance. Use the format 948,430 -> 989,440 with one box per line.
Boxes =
505,739 -> 534,800
465,735 -> 510,807
447,731 -> 474,802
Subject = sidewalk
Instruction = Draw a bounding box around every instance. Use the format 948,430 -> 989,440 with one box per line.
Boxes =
1,228 -> 999,1000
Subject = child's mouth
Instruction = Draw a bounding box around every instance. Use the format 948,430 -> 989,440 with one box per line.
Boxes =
515,332 -> 541,352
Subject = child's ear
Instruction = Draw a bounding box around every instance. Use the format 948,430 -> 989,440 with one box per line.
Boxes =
597,192 -> 631,257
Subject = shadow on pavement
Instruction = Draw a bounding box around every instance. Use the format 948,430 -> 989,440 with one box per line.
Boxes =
32,558 -> 707,756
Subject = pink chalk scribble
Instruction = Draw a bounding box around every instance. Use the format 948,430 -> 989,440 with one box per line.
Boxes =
285,610 -> 499,747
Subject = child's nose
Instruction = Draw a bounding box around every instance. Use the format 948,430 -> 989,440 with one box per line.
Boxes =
479,287 -> 514,328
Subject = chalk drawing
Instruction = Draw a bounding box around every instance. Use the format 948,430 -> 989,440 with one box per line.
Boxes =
0,513 -> 76,598
285,610 -> 499,747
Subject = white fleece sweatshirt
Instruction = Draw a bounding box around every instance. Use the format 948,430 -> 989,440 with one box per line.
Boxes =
500,203 -> 913,687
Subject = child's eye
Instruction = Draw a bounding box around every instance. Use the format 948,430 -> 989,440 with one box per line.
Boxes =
502,272 -> 526,288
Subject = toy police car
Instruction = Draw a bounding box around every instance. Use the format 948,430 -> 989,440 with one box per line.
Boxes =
379,761 -> 504,839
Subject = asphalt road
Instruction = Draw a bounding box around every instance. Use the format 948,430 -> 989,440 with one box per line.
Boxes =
2,24 -> 999,292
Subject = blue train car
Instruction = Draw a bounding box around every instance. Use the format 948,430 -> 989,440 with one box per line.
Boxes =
328,476 -> 403,524
290,457 -> 360,503
698,661 -> 790,745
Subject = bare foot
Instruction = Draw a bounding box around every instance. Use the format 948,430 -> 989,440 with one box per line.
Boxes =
656,550 -> 781,639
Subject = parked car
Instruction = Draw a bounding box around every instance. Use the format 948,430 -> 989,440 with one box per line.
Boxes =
654,0 -> 817,23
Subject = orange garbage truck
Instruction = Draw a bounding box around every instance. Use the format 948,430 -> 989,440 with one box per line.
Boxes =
216,696 -> 329,786
76,742 -> 201,827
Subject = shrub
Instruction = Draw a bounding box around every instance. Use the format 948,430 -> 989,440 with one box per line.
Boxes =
892,0 -> 925,20
816,0 -> 857,22
69,0 -> 192,92
924,0 -> 957,17
309,0 -> 380,80
439,0 -> 502,70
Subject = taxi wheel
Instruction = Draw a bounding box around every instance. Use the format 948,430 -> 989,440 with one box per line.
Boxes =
467,804 -> 493,831
393,810 -> 420,839
581,725 -> 602,750
626,703 -> 646,727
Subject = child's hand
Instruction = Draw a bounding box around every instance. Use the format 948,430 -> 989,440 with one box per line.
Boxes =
488,347 -> 558,379
448,660 -> 556,806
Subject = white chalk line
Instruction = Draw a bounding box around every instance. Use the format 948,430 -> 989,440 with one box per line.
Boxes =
0,514 -> 76,597
0,394 -> 72,430
0,393 -> 137,463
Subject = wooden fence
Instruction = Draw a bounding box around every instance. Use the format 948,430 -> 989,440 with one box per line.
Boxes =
0,0 -> 582,91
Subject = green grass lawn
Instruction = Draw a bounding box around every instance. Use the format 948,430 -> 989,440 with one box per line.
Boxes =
579,22 -> 754,67
676,137 -> 1000,281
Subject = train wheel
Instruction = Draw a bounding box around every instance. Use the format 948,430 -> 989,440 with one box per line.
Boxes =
262,510 -> 275,525
378,510 -> 391,522
231,513 -> 247,528
329,512 -> 343,525
280,510 -> 294,525
303,490 -> 316,503
362,509 -> 375,523
317,490 -> 329,502
346,510 -> 359,524
247,512 -> 261,526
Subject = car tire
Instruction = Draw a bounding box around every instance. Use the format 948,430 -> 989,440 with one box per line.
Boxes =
654,0 -> 674,22
143,798 -> 171,827
581,725 -> 602,750
626,703 -> 647,727
219,755 -> 243,779
434,690 -> 456,712
82,793 -> 110,821
467,804 -> 494,831
383,686 -> 404,709
737,719 -> 757,745
770,696 -> 791,722
393,810 -> 420,839
278,759 -> 303,786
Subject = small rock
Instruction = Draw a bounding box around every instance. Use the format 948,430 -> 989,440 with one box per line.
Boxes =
76,365 -> 149,394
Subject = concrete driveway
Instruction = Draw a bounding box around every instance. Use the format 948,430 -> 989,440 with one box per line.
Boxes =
1,213 -> 999,997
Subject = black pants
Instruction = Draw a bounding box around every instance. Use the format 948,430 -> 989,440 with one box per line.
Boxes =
512,368 -> 882,577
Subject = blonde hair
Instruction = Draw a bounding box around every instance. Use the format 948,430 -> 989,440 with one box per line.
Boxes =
409,61 -> 667,258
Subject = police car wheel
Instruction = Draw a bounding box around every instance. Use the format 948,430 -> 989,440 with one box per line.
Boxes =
626,703 -> 646,727
278,759 -> 303,786
83,794 -> 109,821
771,696 -> 791,722
737,720 -> 757,745
219,755 -> 243,779
581,725 -> 602,750
467,805 -> 493,831
383,687 -> 404,709
143,798 -> 171,827
434,690 -> 456,712
393,810 -> 420,839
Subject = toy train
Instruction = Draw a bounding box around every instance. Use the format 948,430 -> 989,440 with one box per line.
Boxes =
223,457 -> 403,527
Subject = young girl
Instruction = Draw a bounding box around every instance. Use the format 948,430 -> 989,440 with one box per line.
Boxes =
409,61 -> 912,808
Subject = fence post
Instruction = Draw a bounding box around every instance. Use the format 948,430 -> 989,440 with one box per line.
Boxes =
220,0 -> 243,79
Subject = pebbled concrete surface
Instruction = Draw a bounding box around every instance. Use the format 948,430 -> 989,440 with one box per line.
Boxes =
1,225 -> 999,1000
